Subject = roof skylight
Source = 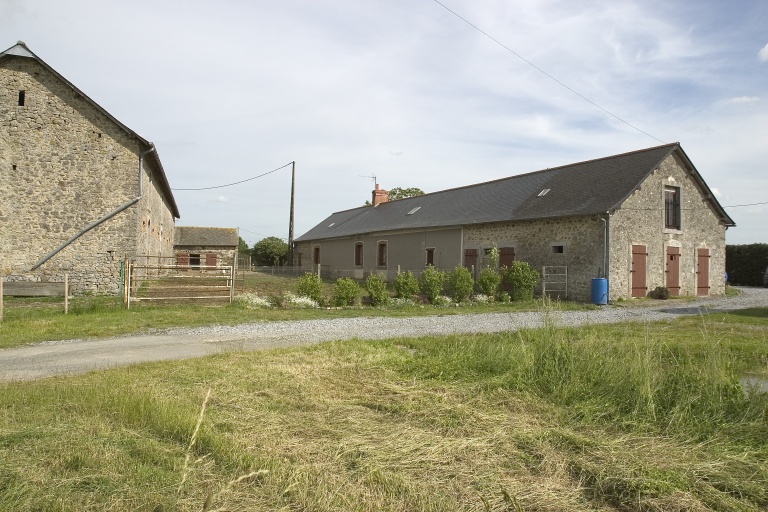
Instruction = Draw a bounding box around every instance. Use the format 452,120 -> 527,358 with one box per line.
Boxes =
407,206 -> 421,215
537,189 -> 550,197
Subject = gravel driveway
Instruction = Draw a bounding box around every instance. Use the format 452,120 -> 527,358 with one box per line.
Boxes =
1,287 -> 766,382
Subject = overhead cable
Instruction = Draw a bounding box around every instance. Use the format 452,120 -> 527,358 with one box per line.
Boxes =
431,0 -> 666,144
172,162 -> 293,191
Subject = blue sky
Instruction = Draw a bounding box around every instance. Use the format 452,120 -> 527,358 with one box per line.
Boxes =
3,0 -> 766,246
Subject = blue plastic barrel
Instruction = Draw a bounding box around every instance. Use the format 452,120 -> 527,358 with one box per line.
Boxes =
591,278 -> 608,305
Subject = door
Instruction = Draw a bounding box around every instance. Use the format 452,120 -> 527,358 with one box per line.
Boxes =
696,248 -> 710,296
631,245 -> 647,297
176,252 -> 189,271
464,249 -> 478,275
665,246 -> 680,296
499,247 -> 515,267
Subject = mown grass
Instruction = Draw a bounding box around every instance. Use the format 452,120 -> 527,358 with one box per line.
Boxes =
0,272 -> 590,349
1,306 -> 766,511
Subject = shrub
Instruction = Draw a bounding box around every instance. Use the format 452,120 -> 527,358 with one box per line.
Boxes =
364,274 -> 389,307
393,270 -> 419,299
649,286 -> 670,300
444,266 -> 474,303
297,272 -> 323,303
331,277 -> 360,307
419,266 -> 445,304
503,261 -> 540,301
476,267 -> 501,298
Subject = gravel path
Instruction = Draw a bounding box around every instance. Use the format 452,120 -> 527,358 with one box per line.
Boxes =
1,287 -> 766,382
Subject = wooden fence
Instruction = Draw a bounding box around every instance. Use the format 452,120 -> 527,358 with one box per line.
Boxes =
0,275 -> 70,321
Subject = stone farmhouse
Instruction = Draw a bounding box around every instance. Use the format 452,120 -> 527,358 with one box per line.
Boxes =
295,143 -> 735,301
1,42 -> 180,294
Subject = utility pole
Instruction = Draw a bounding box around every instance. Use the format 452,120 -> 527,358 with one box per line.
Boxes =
287,161 -> 295,266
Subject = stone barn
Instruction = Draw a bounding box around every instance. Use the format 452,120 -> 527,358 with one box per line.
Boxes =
295,143 -> 735,301
174,227 -> 239,270
0,42 -> 180,294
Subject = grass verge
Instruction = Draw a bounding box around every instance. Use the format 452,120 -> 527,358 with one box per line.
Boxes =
0,307 -> 766,510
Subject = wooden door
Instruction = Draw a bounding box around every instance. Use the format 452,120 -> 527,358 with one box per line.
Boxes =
205,253 -> 218,269
631,245 -> 647,297
696,248 -> 710,296
666,246 -> 680,296
176,252 -> 189,271
499,247 -> 515,268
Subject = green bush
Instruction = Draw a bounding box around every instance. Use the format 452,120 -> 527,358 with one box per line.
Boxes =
476,267 -> 501,298
503,261 -> 539,301
419,266 -> 445,304
364,274 -> 389,307
393,270 -> 419,299
331,277 -> 360,307
649,286 -> 670,300
726,243 -> 768,286
444,266 -> 474,303
297,272 -> 323,303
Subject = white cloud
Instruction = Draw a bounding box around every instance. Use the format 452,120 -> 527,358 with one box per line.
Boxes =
725,96 -> 761,104
759,42 -> 768,62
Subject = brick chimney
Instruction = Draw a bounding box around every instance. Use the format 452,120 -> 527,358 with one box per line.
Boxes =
372,184 -> 389,206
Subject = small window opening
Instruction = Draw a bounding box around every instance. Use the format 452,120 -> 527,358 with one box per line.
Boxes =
538,188 -> 550,197
377,242 -> 387,267
12,164 -> 17,171
18,90 -> 25,106
426,248 -> 435,266
552,245 -> 565,254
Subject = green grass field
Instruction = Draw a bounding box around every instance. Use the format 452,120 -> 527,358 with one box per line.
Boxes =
0,304 -> 766,511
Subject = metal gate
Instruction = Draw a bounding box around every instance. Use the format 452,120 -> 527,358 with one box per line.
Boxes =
124,259 -> 234,308
542,266 -> 567,299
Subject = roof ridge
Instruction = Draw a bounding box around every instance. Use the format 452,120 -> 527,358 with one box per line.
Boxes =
383,143 -> 681,206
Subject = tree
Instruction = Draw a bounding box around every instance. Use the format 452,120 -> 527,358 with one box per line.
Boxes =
238,237 -> 251,256
252,236 -> 289,266
388,187 -> 425,201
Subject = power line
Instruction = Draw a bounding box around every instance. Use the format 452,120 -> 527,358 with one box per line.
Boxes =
431,0 -> 666,144
172,162 -> 293,191
723,201 -> 768,208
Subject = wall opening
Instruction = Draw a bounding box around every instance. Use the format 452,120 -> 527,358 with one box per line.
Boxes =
18,90 -> 25,106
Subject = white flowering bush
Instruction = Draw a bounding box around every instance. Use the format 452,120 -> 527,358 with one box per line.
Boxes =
472,294 -> 492,304
389,297 -> 417,308
235,293 -> 272,309
284,293 -> 319,309
432,295 -> 453,307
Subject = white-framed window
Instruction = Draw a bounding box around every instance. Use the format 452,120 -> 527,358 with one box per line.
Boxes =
377,241 -> 388,267
354,242 -> 364,267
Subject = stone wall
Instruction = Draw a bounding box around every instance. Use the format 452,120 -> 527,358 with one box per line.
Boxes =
608,153 -> 727,299
464,216 -> 605,301
0,56 -> 175,294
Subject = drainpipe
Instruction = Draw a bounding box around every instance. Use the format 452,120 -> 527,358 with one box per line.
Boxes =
30,143 -> 155,271
600,216 -> 607,278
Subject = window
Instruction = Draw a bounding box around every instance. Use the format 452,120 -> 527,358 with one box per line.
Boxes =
425,248 -> 435,266
313,247 -> 320,265
551,245 -> 565,254
407,206 -> 421,215
377,242 -> 387,267
297,253 -> 303,267
664,186 -> 681,230
18,90 -> 25,106
190,253 -> 201,269
354,242 -> 364,266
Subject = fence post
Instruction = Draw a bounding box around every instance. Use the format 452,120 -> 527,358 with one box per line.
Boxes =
0,276 -> 3,323
316,263 -> 321,278
229,265 -> 235,304
64,273 -> 69,314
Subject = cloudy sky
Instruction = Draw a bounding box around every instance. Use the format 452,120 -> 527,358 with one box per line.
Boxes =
3,0 -> 767,246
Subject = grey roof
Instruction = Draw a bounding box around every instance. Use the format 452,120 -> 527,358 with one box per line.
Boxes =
0,41 -> 180,218
175,226 -> 239,247
296,143 -> 735,242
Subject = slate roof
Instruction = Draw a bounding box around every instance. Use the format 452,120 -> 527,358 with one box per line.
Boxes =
0,41 -> 180,218
296,143 -> 734,242
174,227 -> 239,247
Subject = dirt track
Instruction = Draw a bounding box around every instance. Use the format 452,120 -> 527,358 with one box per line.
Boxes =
1,287 -> 766,382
